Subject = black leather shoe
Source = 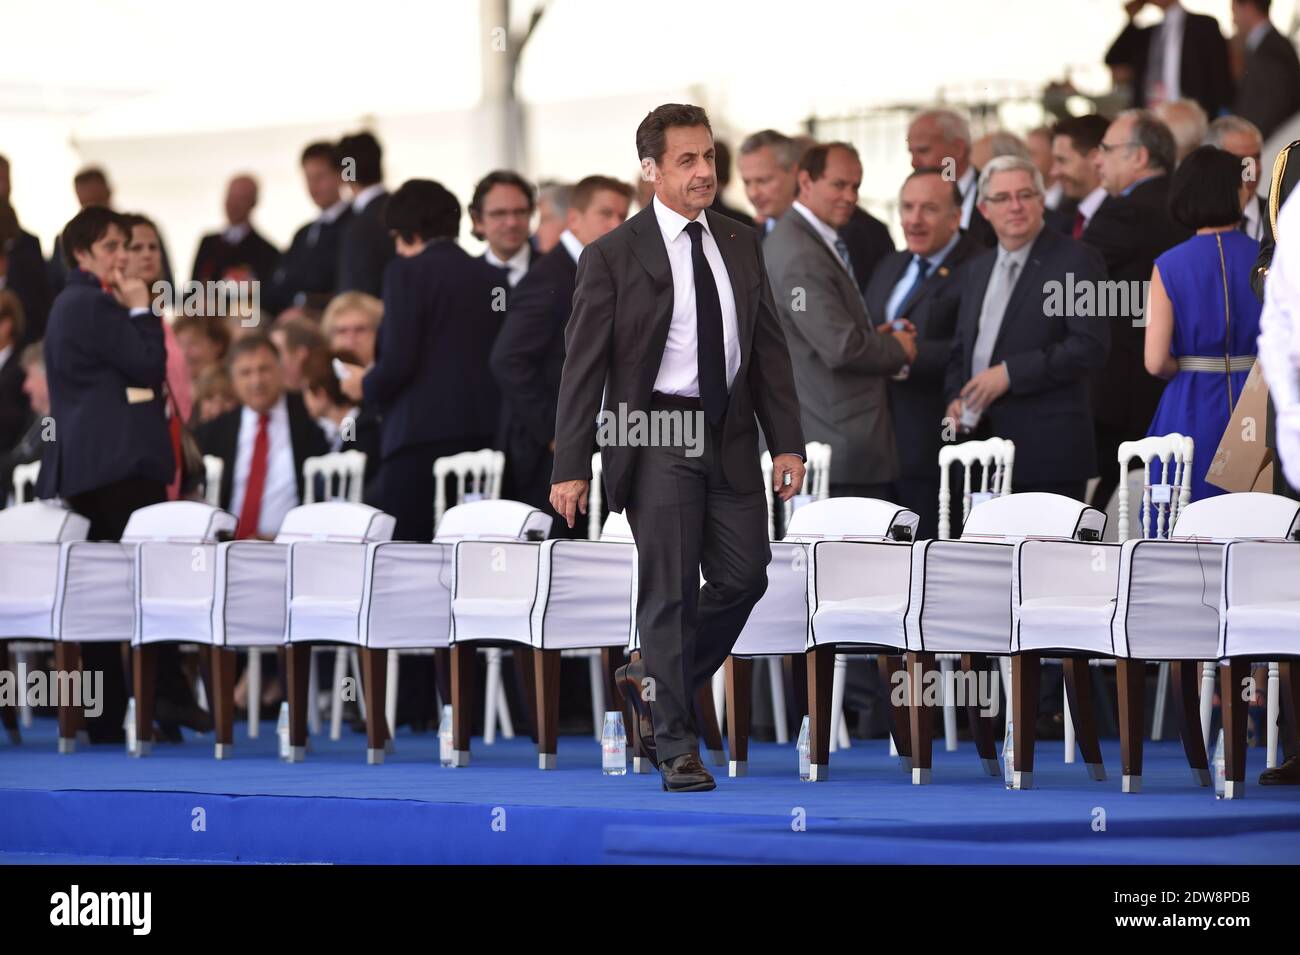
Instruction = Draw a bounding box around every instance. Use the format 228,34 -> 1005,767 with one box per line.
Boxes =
1260,754 -> 1300,785
615,662 -> 657,764
659,752 -> 716,792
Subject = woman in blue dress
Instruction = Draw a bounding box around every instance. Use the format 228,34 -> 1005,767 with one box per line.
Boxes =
1145,146 -> 1262,503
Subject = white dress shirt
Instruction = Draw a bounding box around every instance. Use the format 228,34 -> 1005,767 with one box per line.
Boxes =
1259,191 -> 1300,488
351,183 -> 386,215
230,396 -> 299,538
222,223 -> 251,245
957,166 -> 978,230
1151,1 -> 1186,104
1242,196 -> 1265,242
486,243 -> 532,287
558,228 -> 584,265
651,195 -> 741,396
885,229 -> 962,324
1078,185 -> 1108,229
792,201 -> 853,276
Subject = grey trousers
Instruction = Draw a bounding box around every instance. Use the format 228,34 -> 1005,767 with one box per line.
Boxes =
623,415 -> 771,763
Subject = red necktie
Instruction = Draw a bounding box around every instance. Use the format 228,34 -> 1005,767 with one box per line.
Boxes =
235,413 -> 270,540
1072,211 -> 1086,241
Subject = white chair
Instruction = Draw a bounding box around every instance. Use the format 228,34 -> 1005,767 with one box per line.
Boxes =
937,437 -> 1014,540
905,492 -> 1106,786
0,502 -> 91,742
303,450 -> 367,504
11,461 -> 40,505
1115,434 -> 1193,543
1012,492 -> 1300,793
1218,538 -> 1300,799
433,449 -> 504,527
202,455 -> 224,508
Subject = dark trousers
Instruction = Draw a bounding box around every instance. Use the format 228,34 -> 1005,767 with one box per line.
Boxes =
624,406 -> 770,763
892,476 -> 940,540
379,436 -> 492,542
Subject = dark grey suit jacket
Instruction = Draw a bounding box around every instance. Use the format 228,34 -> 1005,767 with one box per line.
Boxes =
551,203 -> 805,514
763,207 -> 907,485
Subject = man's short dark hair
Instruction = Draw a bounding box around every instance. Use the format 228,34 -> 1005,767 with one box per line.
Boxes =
903,167 -> 963,209
228,331 -> 280,366
570,175 -> 633,212
61,206 -> 126,268
386,178 -> 462,243
119,212 -> 159,242
336,131 -> 383,185
1126,109 -> 1177,174
1051,114 -> 1112,156
636,103 -> 712,165
469,170 -> 536,218
73,166 -> 109,191
1168,145 -> 1243,230
301,141 -> 339,167
799,141 -> 860,180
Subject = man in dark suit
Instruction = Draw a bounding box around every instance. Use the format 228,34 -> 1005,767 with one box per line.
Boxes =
945,156 -> 1110,501
264,142 -> 353,316
335,132 -> 392,297
469,170 -> 538,289
765,142 -> 916,499
840,205 -> 896,297
0,157 -> 51,341
490,175 -> 632,533
1084,109 -> 1190,508
549,104 -> 806,791
1232,0 -> 1300,141
908,109 -> 996,247
708,140 -> 756,229
865,168 -> 981,538
191,174 -> 280,286
1208,115 -> 1269,241
195,334 -> 328,538
1105,0 -> 1234,119
0,342 -> 45,505
339,179 -> 503,543
1050,115 -> 1113,241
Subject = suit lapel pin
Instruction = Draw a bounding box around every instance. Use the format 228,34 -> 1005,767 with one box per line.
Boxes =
938,266 -> 949,277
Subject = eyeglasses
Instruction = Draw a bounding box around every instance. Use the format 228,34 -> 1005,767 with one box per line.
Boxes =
1098,141 -> 1140,154
484,208 -> 532,221
984,189 -> 1042,207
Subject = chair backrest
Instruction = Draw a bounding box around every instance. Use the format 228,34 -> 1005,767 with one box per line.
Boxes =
275,502 -> 396,543
122,501 -> 237,543
302,450 -> 367,503
1116,432 -> 1193,541
600,510 -> 633,541
11,460 -> 40,505
433,499 -> 551,542
588,451 -> 604,541
784,496 -> 919,541
1171,492 -> 1300,540
0,501 -> 90,543
202,455 -> 223,508
938,438 -> 1015,539
433,449 -> 505,526
960,492 -> 1106,541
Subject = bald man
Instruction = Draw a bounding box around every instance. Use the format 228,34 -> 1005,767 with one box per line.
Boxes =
191,173 -> 281,286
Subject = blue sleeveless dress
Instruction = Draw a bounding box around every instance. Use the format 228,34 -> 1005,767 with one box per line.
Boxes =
1147,231 -> 1262,502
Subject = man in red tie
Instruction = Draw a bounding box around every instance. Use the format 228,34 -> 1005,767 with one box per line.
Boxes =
1049,115 -> 1111,242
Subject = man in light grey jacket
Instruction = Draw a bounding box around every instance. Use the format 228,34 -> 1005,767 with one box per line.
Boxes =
764,141 -> 916,496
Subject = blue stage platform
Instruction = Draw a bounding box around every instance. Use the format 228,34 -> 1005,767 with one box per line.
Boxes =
2,717 -> 1298,864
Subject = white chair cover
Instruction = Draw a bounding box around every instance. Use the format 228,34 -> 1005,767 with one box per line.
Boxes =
1219,540 -> 1300,659
135,505 -> 238,646
0,503 -> 90,640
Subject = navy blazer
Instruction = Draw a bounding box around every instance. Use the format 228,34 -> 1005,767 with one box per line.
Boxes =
263,207 -> 353,314
336,190 -> 393,297
363,241 -> 503,457
944,228 -> 1109,485
37,270 -> 173,499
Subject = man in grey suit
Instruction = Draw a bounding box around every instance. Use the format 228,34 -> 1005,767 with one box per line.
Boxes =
550,104 -> 806,792
764,141 -> 917,498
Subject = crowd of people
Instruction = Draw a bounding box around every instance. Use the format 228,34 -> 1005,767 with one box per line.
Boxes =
1,0 -> 1299,752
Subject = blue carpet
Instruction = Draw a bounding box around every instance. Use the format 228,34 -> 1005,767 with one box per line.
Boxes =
1,717 -> 1297,864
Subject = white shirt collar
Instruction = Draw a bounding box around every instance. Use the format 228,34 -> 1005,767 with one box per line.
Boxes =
485,242 -> 532,284
1163,1 -> 1185,26
1079,185 -> 1108,223
240,394 -> 287,427
1246,20 -> 1271,52
919,229 -> 962,269
791,200 -> 842,250
351,183 -> 386,214
957,165 -> 977,198
319,198 -> 349,224
558,228 -> 584,265
0,343 -> 13,371
653,194 -> 711,243
223,223 -> 251,245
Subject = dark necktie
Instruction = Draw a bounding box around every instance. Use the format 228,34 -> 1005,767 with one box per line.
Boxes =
683,220 -> 728,426
235,413 -> 270,540
892,255 -> 931,321
1072,211 -> 1086,240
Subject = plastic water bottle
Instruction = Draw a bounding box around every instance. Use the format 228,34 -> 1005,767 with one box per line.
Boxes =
797,715 -> 811,780
1213,728 -> 1226,798
438,704 -> 455,767
124,698 -> 137,755
277,701 -> 290,760
1002,719 -> 1015,788
602,711 -> 627,775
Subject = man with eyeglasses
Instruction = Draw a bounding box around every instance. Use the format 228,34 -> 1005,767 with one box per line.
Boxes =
469,170 -> 538,289
944,155 -> 1108,502
1083,109 -> 1190,510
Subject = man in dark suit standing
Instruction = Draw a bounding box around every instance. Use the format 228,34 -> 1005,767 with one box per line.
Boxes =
191,174 -> 280,286
1232,0 -> 1300,141
1105,0 -> 1234,119
195,334 -> 328,538
490,175 -> 632,533
549,105 -> 806,791
335,132 -> 392,297
0,290 -> 29,455
1208,115 -> 1269,241
1084,109 -> 1189,508
865,168 -> 981,538
908,109 -> 996,247
945,156 -> 1110,501
469,170 -> 538,289
339,179 -> 503,542
264,142 -> 353,316
0,156 -> 51,342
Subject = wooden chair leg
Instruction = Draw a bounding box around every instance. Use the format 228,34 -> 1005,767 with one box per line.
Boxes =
53,641 -> 81,752
131,643 -> 158,757
1221,658 -> 1249,798
907,650 -> 935,784
533,648 -> 561,769
784,653 -> 808,741
284,642 -> 310,761
1063,658 -> 1105,780
695,679 -> 725,767
1171,660 -> 1210,786
725,656 -> 752,776
806,646 -> 834,780
0,642 -> 18,744
450,643 -> 474,766
511,647 -> 538,743
961,653 -> 998,775
360,647 -> 388,764
1116,658 -> 1145,793
879,655 -> 912,769
1011,653 -> 1040,789
211,647 -> 236,758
